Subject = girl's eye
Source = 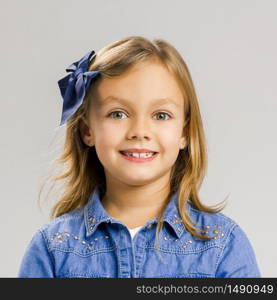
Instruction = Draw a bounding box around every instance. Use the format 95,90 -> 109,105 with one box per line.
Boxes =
107,111 -> 171,120
107,111 -> 128,119
154,112 -> 171,121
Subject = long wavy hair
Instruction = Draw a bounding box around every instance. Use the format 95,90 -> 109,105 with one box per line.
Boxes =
39,36 -> 227,248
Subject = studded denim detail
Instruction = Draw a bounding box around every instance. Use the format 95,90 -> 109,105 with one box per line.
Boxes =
18,186 -> 261,278
49,229 -> 110,252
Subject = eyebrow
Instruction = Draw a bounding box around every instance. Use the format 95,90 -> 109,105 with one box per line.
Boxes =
102,96 -> 181,107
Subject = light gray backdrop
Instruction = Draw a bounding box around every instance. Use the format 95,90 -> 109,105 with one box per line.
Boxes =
0,0 -> 276,277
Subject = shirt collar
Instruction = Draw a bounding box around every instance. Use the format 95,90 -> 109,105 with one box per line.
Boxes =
84,186 -> 191,239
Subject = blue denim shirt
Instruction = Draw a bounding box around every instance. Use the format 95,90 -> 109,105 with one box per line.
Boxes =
18,186 -> 261,278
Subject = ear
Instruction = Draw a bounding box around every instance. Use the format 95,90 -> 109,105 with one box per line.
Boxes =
79,117 -> 94,147
179,126 -> 187,150
179,136 -> 187,150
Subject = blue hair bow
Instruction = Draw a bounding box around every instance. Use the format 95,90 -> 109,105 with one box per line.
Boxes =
57,50 -> 101,126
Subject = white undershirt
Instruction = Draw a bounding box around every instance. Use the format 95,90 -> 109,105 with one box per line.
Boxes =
127,226 -> 143,239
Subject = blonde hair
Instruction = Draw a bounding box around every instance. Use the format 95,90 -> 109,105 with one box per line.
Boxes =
39,36 -> 227,249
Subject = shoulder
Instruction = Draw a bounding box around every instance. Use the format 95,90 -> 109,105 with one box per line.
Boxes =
18,207 -> 87,277
186,203 -> 256,252
187,204 -> 257,255
186,205 -> 260,277
38,206 -> 86,244
188,203 -> 238,239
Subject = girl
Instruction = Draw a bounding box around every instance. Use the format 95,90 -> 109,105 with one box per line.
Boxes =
18,36 -> 261,278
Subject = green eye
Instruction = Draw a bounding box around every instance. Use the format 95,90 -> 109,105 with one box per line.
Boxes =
108,111 -> 127,119
154,112 -> 171,120
107,111 -> 171,120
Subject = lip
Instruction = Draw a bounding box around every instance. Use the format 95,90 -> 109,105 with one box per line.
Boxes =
119,151 -> 158,163
120,148 -> 157,153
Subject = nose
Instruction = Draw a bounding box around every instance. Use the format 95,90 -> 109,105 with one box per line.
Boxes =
126,117 -> 151,140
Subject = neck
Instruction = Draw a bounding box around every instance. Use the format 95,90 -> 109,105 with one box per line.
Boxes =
101,174 -> 171,228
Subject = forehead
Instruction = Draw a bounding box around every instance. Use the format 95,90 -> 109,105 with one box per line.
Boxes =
101,96 -> 181,109
93,60 -> 184,105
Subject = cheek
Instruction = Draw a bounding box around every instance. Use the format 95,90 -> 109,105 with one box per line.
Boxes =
158,125 -> 184,164
159,125 -> 183,149
94,123 -> 123,151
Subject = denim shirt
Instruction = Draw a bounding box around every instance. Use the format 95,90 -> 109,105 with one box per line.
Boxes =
18,186 -> 261,278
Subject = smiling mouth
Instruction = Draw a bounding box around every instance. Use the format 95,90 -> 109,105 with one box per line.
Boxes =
119,151 -> 158,158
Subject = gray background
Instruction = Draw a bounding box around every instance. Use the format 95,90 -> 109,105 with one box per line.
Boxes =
0,0 -> 276,277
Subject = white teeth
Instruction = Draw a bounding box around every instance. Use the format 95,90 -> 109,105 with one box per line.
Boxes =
122,152 -> 155,158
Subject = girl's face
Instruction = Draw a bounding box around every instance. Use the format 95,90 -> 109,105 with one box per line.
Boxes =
80,59 -> 187,188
